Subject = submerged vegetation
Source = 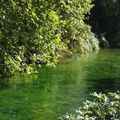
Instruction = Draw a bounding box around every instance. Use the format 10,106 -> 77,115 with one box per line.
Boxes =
0,49 -> 120,120
0,0 -> 99,76
60,92 -> 120,120
0,1 -> 120,120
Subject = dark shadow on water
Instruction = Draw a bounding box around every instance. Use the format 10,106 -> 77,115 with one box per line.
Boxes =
86,77 -> 120,93
0,79 -> 9,90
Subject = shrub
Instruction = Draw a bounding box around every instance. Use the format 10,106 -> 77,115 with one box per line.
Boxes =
62,19 -> 99,54
60,92 -> 120,120
0,0 -> 99,76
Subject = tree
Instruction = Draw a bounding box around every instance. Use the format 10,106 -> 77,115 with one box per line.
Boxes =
0,0 -> 99,76
89,0 -> 120,48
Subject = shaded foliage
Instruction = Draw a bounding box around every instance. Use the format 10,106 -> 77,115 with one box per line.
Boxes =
89,0 -> 120,48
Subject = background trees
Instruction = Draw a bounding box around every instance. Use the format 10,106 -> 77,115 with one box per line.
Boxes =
89,0 -> 120,48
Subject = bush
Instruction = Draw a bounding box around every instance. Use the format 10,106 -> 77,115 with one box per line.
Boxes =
60,92 -> 120,120
0,0 -> 99,76
62,19 -> 99,54
0,0 -> 64,76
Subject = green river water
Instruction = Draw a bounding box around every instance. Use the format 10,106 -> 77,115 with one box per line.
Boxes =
0,49 -> 120,120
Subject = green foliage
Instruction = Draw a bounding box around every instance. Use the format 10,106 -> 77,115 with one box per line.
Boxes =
62,19 -> 99,54
60,92 -> 120,120
56,0 -> 99,54
0,0 -> 99,76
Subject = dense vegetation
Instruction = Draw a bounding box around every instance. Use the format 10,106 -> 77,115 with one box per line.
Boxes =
0,0 -> 99,76
0,1 -> 120,120
60,92 -> 120,120
89,0 -> 120,48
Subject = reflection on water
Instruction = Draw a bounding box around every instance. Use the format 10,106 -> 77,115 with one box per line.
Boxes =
0,79 -> 9,90
0,49 -> 120,120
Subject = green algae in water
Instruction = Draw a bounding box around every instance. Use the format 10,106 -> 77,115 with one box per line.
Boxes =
0,49 -> 120,120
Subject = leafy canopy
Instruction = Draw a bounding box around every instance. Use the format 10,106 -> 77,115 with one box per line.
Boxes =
0,0 -> 99,76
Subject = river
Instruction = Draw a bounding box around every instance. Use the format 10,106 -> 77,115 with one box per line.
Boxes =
0,49 -> 120,120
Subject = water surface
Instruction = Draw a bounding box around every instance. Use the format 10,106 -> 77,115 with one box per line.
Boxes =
0,49 -> 120,120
